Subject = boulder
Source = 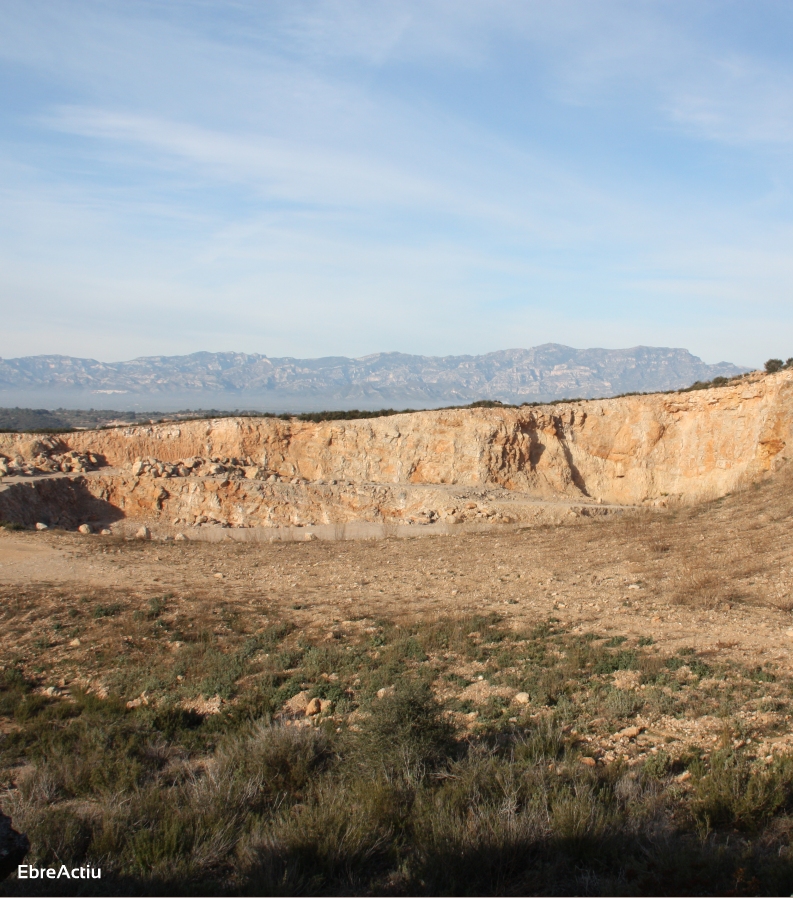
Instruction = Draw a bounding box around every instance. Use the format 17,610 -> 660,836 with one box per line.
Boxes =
77,523 -> 92,535
283,691 -> 310,715
618,725 -> 643,739
35,522 -> 48,531
135,526 -> 150,540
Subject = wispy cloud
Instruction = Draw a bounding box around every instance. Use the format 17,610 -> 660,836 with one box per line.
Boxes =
1,0 -> 792,367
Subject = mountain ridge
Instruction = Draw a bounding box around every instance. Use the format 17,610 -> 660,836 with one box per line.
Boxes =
0,344 -> 748,411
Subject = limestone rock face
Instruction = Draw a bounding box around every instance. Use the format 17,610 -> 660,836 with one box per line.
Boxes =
64,472 -> 595,530
0,371 -> 791,530
54,371 -> 793,504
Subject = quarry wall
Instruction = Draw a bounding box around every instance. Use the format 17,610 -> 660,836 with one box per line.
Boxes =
1,371 -> 791,530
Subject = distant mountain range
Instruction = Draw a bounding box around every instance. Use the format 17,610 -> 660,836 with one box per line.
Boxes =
0,345 -> 748,412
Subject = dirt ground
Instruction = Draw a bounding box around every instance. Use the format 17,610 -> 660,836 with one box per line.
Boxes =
2,459 -> 792,682
4,461 -> 793,897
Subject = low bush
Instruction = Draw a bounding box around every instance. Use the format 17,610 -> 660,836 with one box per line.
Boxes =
692,750 -> 793,832
353,679 -> 456,781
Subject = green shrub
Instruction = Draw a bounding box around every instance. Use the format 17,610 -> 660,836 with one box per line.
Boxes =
605,688 -> 643,719
216,723 -> 332,807
749,665 -> 776,683
14,693 -> 49,722
0,666 -> 34,716
692,750 -> 793,831
258,620 -> 296,651
513,717 -> 567,764
594,650 -> 637,674
605,636 -> 627,648
240,775 -> 404,893
151,707 -> 204,740
688,658 -> 712,678
398,636 -> 429,662
309,682 -> 347,707
354,680 -> 456,779
93,603 -> 123,619
147,596 -> 167,619
643,750 -> 671,778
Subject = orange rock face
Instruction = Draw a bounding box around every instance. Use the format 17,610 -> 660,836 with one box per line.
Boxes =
63,371 -> 793,503
1,371 -> 791,530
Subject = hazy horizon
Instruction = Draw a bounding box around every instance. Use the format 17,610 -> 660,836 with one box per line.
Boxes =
0,343 -> 749,412
0,343 -> 751,366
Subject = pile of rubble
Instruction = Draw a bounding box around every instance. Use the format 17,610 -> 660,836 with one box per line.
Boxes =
127,455 -> 311,484
0,445 -> 98,477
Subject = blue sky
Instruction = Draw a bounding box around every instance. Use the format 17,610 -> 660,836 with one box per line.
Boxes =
1,1 -> 793,367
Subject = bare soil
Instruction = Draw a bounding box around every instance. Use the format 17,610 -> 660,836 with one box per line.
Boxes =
2,462 -> 793,756
2,463 -> 791,665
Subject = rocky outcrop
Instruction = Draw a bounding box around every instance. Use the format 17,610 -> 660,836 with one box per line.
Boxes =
52,371 -> 793,502
1,371 -> 791,529
0,467 -> 616,531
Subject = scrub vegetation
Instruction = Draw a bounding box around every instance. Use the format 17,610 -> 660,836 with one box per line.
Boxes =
4,606 -> 793,896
